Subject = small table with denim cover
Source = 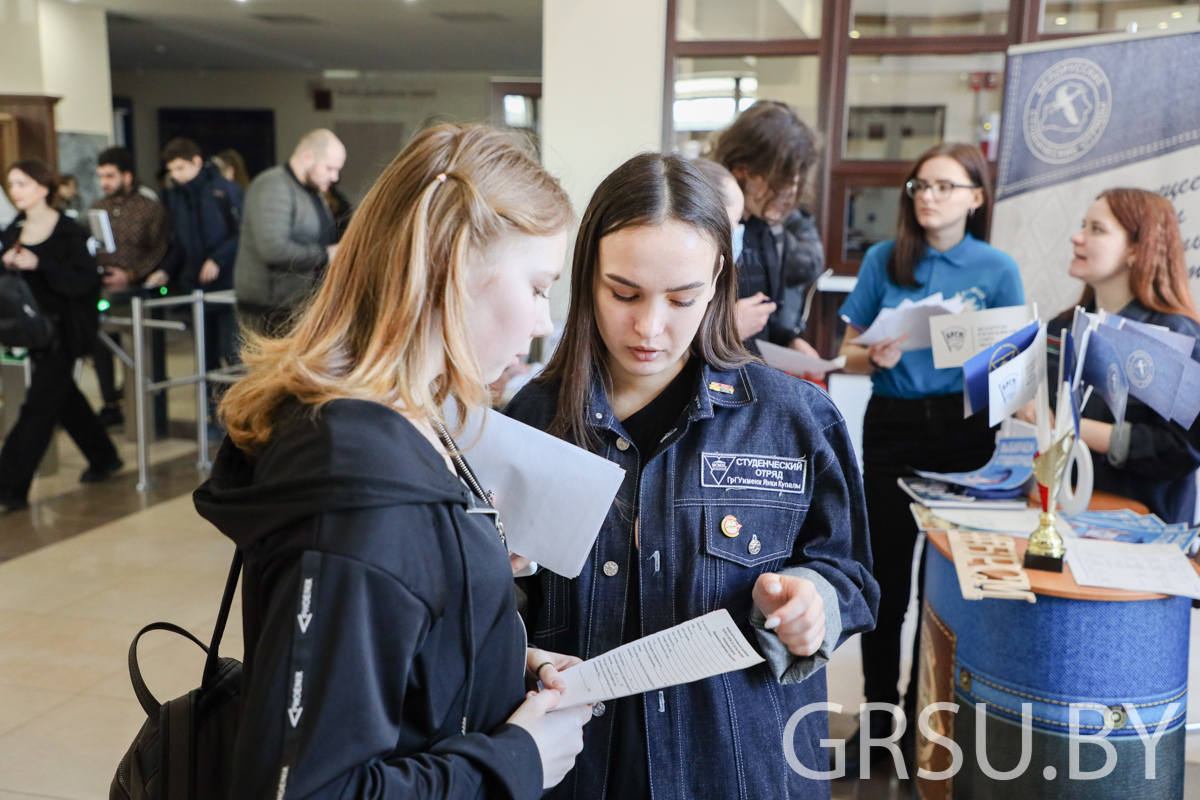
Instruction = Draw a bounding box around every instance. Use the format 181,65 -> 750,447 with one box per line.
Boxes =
915,516 -> 1192,800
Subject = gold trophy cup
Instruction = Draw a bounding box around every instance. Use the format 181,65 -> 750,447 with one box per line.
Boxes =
1024,431 -> 1074,572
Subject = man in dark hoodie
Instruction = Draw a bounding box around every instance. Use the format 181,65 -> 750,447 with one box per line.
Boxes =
160,137 -> 243,379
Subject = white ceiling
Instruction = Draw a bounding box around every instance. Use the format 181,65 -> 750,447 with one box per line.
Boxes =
98,0 -> 543,72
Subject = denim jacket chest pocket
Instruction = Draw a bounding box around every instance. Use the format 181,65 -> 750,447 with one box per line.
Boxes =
676,494 -> 807,617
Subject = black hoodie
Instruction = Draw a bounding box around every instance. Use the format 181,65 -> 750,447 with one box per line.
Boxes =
194,398 -> 542,800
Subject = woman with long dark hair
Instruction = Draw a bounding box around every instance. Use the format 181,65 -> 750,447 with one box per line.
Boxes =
837,143 -> 1024,768
193,125 -> 592,799
506,153 -> 877,799
1033,188 -> 1200,523
0,160 -> 122,511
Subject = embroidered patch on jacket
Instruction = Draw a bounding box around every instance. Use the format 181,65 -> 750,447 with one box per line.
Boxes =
708,381 -> 735,394
701,452 -> 807,494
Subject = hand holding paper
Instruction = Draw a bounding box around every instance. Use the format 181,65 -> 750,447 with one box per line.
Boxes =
851,293 -> 966,351
553,610 -> 765,708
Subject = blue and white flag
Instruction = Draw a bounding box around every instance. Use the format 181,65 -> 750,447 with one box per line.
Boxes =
963,321 -> 1038,418
1078,324 -> 1128,427
1092,322 -> 1200,428
1099,311 -> 1196,358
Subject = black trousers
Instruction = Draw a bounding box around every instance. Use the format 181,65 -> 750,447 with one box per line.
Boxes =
860,393 -> 995,723
0,345 -> 119,499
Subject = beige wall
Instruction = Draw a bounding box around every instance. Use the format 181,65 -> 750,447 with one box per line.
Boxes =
0,0 -> 46,95
38,0 -> 112,136
110,69 -> 516,194
541,0 -> 667,318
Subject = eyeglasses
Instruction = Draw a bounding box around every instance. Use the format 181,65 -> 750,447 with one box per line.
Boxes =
905,179 -> 980,201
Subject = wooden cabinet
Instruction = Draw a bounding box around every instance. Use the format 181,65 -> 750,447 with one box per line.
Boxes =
0,95 -> 59,168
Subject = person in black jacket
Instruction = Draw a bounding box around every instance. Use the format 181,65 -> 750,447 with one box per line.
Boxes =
193,123 -> 591,799
160,138 -> 243,377
712,102 -> 828,374
1024,188 -> 1200,523
0,160 -> 122,511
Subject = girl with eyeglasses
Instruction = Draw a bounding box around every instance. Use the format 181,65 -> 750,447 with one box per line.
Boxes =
836,143 -> 1024,774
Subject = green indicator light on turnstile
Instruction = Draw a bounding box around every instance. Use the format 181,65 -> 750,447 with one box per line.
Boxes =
98,299 -> 110,312
160,287 -> 168,295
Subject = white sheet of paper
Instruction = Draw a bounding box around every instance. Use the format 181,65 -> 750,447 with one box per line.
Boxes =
934,508 -> 1075,540
459,409 -> 625,579
757,340 -> 846,376
986,323 -> 1046,427
1065,539 -> 1200,600
852,293 -> 966,351
930,305 -> 1034,368
554,609 -> 765,708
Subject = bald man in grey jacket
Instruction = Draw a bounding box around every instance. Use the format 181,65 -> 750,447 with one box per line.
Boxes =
234,129 -> 346,333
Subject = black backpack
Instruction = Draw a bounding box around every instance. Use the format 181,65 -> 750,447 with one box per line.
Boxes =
111,552 -> 243,800
0,273 -> 55,350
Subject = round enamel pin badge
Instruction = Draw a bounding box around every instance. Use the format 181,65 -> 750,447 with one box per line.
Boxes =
720,515 -> 742,537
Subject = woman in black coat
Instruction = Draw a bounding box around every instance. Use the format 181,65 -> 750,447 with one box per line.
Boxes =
0,160 -> 122,511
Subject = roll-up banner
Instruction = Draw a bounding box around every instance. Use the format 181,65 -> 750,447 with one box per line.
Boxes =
991,26 -> 1200,317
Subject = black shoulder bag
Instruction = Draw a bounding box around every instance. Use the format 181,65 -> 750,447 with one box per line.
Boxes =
111,551 -> 244,800
0,273 -> 56,351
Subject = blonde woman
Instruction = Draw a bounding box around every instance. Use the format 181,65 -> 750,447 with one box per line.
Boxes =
195,125 -> 591,799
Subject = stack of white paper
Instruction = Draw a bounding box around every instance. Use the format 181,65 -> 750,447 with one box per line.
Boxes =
851,293 -> 966,352
933,508 -> 1075,540
1066,538 -> 1200,599
458,409 -> 625,579
553,609 -> 765,708
757,340 -> 846,376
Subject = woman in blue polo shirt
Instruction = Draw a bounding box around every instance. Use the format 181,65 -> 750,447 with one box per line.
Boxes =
837,143 -> 1023,770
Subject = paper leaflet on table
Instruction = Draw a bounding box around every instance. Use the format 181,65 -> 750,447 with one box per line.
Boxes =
1064,509 -> 1199,551
552,609 -> 765,708
930,304 -> 1034,369
457,408 -> 625,579
756,340 -> 846,377
914,436 -> 1037,491
850,293 -> 966,352
923,507 -> 1076,540
1065,539 -> 1200,600
1088,321 -> 1200,428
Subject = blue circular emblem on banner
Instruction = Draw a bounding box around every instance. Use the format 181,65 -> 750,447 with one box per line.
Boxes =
1023,57 -> 1112,165
1126,349 -> 1155,389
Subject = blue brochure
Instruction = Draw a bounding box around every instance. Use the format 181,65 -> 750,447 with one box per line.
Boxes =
914,436 -> 1037,492
963,322 -> 1038,418
1065,509 -> 1199,551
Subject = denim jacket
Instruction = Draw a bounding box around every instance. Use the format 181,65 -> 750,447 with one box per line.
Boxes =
506,360 -> 879,800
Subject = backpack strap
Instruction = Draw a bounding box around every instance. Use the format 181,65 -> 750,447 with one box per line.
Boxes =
128,621 -> 209,717
202,550 -> 243,687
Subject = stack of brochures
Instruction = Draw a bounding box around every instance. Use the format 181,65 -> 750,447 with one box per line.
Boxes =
1063,509 -> 1198,552
898,478 -> 1030,511
912,435 -> 1036,499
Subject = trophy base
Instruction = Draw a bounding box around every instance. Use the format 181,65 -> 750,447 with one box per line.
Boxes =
1023,551 -> 1065,573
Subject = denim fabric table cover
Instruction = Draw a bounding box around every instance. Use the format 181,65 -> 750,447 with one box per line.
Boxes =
916,530 -> 1189,799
